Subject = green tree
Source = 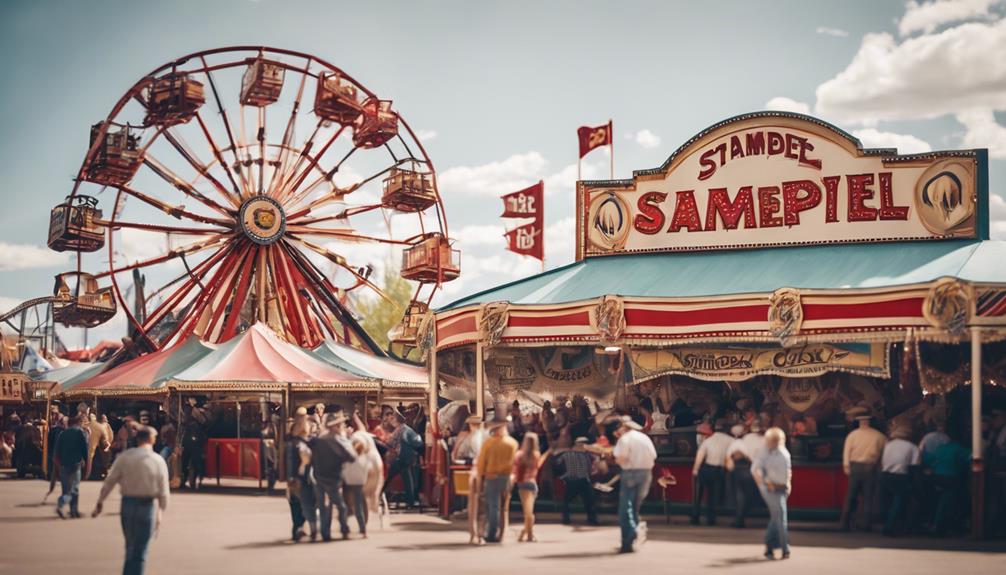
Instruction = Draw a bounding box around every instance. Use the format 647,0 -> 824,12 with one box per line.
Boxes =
351,261 -> 417,360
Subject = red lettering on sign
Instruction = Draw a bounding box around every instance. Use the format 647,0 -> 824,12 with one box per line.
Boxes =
799,140 -> 822,170
758,186 -> 783,227
784,134 -> 799,160
669,191 -> 703,232
634,192 -> 667,234
847,173 -> 878,221
730,136 -> 745,160
822,176 -> 840,223
698,148 -> 717,181
782,180 -> 822,226
877,172 -> 909,220
705,187 -> 756,231
746,132 -> 765,156
767,132 -> 785,155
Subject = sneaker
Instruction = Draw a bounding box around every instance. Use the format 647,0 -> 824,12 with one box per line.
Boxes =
637,521 -> 648,546
618,546 -> 634,554
764,547 -> 775,560
56,507 -> 66,520
781,551 -> 791,560
293,528 -> 305,542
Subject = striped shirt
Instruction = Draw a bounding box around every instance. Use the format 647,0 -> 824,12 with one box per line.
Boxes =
558,449 -> 594,480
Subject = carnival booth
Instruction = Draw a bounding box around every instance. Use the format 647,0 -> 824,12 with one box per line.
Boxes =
430,112 -> 1006,531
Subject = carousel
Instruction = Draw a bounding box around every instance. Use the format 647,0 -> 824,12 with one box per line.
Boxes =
22,46 -> 459,485
428,112 -> 1006,533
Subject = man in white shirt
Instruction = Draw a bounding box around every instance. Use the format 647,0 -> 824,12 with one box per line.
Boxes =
880,425 -> 920,536
691,419 -> 733,526
726,423 -> 763,528
92,425 -> 169,575
613,416 -> 657,554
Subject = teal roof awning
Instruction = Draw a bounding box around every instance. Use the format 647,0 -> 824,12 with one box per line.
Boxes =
440,240 -> 1006,310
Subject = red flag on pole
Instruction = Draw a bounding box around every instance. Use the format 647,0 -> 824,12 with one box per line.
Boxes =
577,121 -> 613,159
500,180 -> 544,263
504,221 -> 543,261
500,181 -> 543,218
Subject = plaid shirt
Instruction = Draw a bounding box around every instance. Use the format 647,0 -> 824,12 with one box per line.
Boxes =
559,449 -> 594,480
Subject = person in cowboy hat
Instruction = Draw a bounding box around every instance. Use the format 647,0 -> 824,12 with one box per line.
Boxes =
556,436 -> 600,526
880,424 -> 920,536
840,405 -> 887,532
613,415 -> 657,553
476,418 -> 518,543
311,412 -> 356,541
382,404 -> 424,509
726,422 -> 760,528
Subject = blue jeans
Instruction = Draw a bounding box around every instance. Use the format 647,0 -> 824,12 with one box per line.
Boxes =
120,497 -> 156,575
288,479 -> 317,535
345,484 -> 367,534
314,476 -> 350,539
483,475 -> 511,541
57,463 -> 82,515
760,487 -> 789,553
619,469 -> 652,549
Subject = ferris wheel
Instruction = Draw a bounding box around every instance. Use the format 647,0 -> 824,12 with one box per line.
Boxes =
47,46 -> 459,353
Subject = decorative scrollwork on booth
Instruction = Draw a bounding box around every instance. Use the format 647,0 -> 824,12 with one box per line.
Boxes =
593,295 -> 626,345
416,310 -> 436,360
923,278 -> 970,336
768,288 -> 804,347
478,301 -> 510,347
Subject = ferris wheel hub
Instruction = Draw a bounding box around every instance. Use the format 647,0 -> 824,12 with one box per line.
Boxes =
239,196 -> 286,245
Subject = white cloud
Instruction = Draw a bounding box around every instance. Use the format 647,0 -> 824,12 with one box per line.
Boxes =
415,129 -> 438,142
899,0 -> 1003,36
815,19 -> 1006,124
632,129 -> 662,149
0,242 -> 69,271
816,26 -> 850,37
438,152 -> 548,197
454,224 -> 506,247
764,97 -> 811,115
851,128 -> 933,153
956,108 -> 1006,158
990,193 -> 1006,239
0,296 -> 22,313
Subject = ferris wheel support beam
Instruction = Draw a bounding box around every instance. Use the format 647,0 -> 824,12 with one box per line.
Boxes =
277,125 -> 347,208
200,55 -> 253,200
140,242 -> 233,342
162,130 -> 241,209
117,185 -> 232,226
96,233 -> 232,279
142,156 -> 236,217
194,113 -> 245,202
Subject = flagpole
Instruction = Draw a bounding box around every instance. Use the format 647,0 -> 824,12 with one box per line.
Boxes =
541,178 -> 546,273
609,119 -> 614,179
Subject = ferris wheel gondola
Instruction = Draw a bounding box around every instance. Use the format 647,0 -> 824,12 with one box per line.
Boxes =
47,46 -> 459,354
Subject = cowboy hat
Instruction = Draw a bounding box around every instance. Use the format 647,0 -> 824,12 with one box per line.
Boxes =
619,415 -> 643,431
324,413 -> 348,427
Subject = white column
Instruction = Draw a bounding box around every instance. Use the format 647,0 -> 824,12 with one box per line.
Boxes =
428,336 -> 438,435
971,327 -> 982,457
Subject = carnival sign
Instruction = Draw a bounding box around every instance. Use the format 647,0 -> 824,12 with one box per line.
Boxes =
0,371 -> 28,402
628,342 -> 889,383
577,112 -> 988,258
484,346 -> 614,402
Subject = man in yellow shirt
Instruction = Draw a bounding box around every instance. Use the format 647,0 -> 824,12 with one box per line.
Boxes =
477,421 -> 518,543
840,407 -> 887,531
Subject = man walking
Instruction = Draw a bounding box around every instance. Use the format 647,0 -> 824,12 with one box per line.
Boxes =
476,420 -> 518,543
753,427 -> 792,560
691,419 -> 733,525
840,407 -> 887,531
92,425 -> 170,575
53,415 -> 89,519
557,437 -> 599,526
613,416 -> 657,553
311,413 -> 357,541
880,425 -> 920,536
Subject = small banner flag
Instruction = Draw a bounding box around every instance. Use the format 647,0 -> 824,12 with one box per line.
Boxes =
500,180 -> 544,262
577,120 -> 613,159
504,221 -> 544,261
501,181 -> 543,218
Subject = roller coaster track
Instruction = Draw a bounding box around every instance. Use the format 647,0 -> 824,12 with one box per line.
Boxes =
0,296 -> 56,325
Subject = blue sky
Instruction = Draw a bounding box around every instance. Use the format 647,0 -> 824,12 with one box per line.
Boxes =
1,0 -> 1005,348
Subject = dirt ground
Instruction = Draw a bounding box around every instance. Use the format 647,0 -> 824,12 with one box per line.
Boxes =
1,478 -> 1003,575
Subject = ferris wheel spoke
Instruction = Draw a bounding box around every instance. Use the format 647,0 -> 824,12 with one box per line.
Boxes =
287,237 -> 390,303
285,227 -> 411,245
280,245 -> 338,341
278,125 -> 348,208
217,246 -> 260,341
194,112 -> 245,201
199,56 -> 253,198
274,120 -> 324,203
142,242 -> 233,337
257,106 -> 267,195
143,156 -> 236,216
269,245 -> 317,346
162,130 -> 241,208
174,241 -> 250,342
99,219 -> 228,235
97,233 -> 233,279
118,185 -> 233,226
203,243 -> 255,341
266,60 -> 310,198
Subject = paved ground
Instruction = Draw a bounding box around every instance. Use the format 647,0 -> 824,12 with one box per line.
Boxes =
1,478 -> 1004,575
